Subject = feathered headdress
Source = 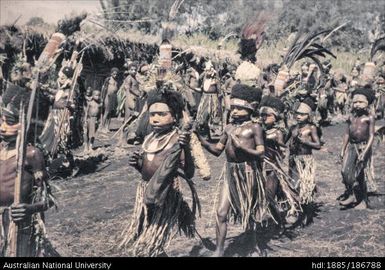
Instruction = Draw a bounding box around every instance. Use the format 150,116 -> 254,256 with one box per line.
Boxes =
260,96 -> 285,114
238,13 -> 268,61
370,36 -> 385,62
56,13 -> 87,36
352,86 -> 375,105
231,84 -> 262,104
282,23 -> 346,71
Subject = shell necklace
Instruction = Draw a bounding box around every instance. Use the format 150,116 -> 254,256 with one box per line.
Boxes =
142,129 -> 177,154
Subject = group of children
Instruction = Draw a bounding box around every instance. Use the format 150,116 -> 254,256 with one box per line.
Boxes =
116,77 -> 377,256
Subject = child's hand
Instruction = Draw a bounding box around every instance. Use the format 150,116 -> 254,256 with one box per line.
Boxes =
231,134 -> 241,148
10,203 -> 34,223
178,131 -> 191,146
128,151 -> 141,167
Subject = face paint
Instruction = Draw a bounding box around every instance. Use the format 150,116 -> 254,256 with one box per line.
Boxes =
0,118 -> 20,141
149,103 -> 175,133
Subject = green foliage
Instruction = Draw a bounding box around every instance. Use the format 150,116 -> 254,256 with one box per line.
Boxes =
100,0 -> 385,52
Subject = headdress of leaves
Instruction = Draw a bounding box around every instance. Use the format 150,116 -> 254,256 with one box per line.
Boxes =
370,36 -> 385,62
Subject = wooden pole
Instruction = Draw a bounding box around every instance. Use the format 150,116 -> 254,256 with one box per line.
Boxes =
8,104 -> 26,257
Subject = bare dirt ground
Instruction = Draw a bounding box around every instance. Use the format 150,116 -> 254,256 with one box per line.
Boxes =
45,118 -> 385,257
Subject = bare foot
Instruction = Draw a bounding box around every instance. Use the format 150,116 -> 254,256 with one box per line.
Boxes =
339,194 -> 356,206
211,250 -> 224,257
354,201 -> 370,210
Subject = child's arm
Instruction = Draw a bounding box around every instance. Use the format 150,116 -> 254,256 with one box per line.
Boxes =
196,130 -> 226,157
10,149 -> 51,222
230,124 -> 265,157
298,125 -> 321,150
340,121 -> 350,160
128,77 -> 141,97
276,129 -> 287,148
358,115 -> 375,162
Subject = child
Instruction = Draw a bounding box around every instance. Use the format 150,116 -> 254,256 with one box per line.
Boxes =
118,86 -> 199,257
286,97 -> 321,226
196,60 -> 223,139
1,88 -> 56,256
84,90 -> 102,153
101,67 -> 119,132
339,86 -> 375,209
121,63 -> 140,122
197,84 -> 268,257
259,96 -> 301,225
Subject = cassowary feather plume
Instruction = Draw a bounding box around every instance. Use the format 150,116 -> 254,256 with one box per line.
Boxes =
238,13 -> 268,61
56,13 -> 87,36
370,36 -> 385,61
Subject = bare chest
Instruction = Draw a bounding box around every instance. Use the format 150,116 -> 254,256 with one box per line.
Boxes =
0,155 -> 34,206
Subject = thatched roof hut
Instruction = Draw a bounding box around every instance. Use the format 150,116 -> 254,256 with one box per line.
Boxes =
0,21 -> 241,91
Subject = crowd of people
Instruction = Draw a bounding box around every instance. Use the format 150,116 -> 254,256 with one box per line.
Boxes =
0,15 -> 384,257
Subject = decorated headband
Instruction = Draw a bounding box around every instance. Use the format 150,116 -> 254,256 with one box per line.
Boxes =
149,102 -> 171,113
230,98 -> 254,111
296,102 -> 312,114
259,106 -> 279,117
352,94 -> 369,105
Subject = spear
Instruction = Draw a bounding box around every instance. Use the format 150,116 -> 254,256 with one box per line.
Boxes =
8,103 -> 26,257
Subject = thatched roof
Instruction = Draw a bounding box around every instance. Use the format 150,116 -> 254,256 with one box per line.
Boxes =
0,20 -> 243,91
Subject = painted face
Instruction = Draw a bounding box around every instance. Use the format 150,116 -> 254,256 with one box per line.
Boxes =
0,116 -> 20,140
295,111 -> 309,123
351,69 -> 359,77
230,105 -> 250,119
149,103 -> 175,132
352,94 -> 369,111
